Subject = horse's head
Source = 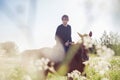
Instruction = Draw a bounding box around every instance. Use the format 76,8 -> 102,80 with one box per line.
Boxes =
75,32 -> 93,62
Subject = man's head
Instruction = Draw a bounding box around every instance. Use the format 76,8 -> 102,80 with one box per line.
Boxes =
61,15 -> 69,26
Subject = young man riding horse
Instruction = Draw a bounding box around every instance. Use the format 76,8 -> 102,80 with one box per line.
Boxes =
55,15 -> 92,74
55,15 -> 73,53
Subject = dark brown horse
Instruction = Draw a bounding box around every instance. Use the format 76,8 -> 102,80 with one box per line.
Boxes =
68,43 -> 89,73
53,43 -> 89,74
68,32 -> 92,73
54,32 -> 92,74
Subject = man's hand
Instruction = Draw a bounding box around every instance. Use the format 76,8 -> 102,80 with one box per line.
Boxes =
65,41 -> 69,46
65,41 -> 74,46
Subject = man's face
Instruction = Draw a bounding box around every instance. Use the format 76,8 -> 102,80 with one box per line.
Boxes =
62,17 -> 69,25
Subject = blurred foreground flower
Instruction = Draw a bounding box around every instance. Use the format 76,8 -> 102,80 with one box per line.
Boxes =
96,44 -> 115,60
101,77 -> 109,80
23,75 -> 32,80
67,70 -> 87,80
84,42 -> 115,76
87,57 -> 111,75
34,58 -> 55,73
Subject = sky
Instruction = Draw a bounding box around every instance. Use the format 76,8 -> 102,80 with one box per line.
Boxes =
0,0 -> 120,51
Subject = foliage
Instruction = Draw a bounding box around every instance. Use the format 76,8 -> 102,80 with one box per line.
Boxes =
99,31 -> 120,56
7,67 -> 26,80
108,56 -> 120,80
0,66 -> 26,80
46,73 -> 67,80
46,56 -> 120,80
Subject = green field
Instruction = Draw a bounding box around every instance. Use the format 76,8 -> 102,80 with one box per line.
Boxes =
0,55 -> 119,80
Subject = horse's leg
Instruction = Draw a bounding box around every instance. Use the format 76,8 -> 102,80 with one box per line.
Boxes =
54,62 -> 61,70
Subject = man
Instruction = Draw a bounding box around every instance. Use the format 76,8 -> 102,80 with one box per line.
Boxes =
55,15 -> 72,53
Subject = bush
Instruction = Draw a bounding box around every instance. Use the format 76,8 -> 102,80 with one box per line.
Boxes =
99,31 -> 120,56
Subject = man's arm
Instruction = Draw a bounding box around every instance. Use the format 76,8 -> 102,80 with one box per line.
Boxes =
69,26 -> 72,42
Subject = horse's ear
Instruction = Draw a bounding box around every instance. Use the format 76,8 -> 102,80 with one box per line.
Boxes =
83,34 -> 88,37
77,32 -> 83,38
89,31 -> 92,37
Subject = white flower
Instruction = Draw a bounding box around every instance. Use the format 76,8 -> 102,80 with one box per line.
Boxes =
101,78 -> 109,80
23,75 -> 32,80
96,45 -> 115,60
96,44 -> 102,49
87,57 -> 111,75
97,49 -> 102,56
99,71 -> 105,75
102,46 -> 107,51
34,58 -> 54,72
67,70 -> 87,80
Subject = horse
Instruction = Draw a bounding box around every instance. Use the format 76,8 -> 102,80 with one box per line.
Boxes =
21,32 -> 92,76
54,32 -> 91,75
68,43 -> 89,73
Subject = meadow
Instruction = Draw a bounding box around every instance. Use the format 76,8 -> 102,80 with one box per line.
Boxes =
0,32 -> 120,80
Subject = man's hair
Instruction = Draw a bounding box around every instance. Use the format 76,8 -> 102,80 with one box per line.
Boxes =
61,15 -> 69,20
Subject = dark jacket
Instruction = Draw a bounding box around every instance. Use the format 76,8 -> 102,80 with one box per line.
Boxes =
55,24 -> 72,45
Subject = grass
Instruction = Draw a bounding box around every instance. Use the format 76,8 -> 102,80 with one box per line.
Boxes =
0,56 -> 119,80
46,56 -> 120,80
